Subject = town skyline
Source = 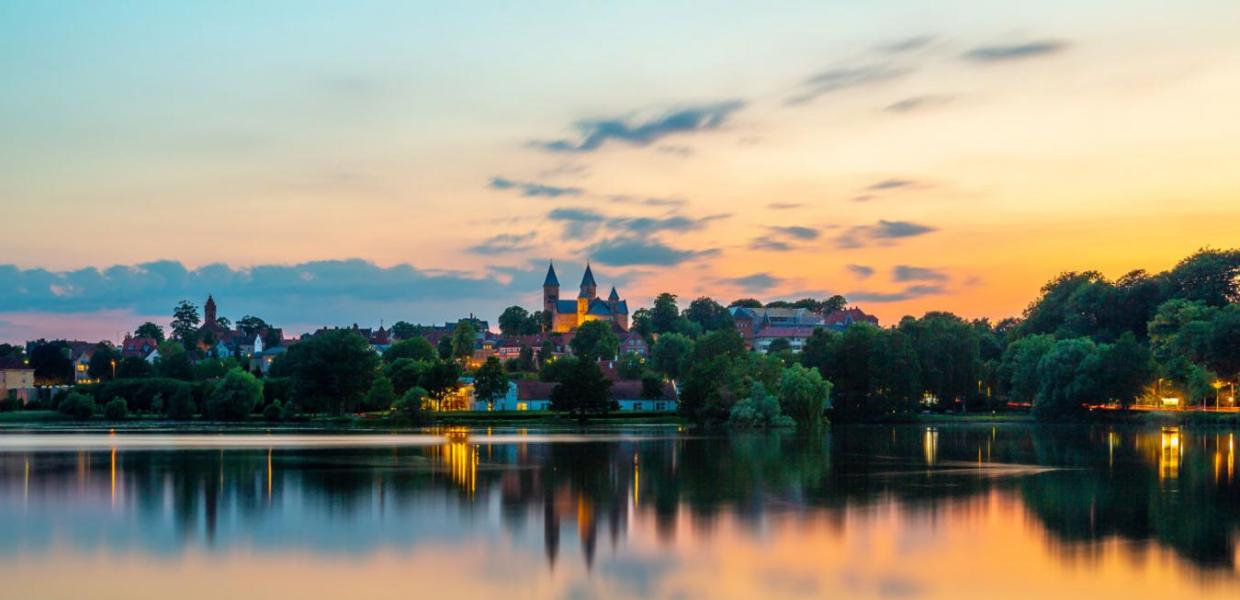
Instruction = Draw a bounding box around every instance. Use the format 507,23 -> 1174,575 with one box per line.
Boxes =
4,1 -> 1240,342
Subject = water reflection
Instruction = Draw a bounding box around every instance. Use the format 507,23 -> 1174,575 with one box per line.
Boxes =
0,426 -> 1239,598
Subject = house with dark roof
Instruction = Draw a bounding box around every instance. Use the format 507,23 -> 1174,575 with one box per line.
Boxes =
543,262 -> 629,333
0,357 -> 35,404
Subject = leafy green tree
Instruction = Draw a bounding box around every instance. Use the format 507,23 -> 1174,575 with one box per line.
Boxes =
87,342 -> 121,381
395,387 -> 429,423
570,320 -> 619,361
899,312 -> 980,408
384,337 -> 436,363
154,341 -> 195,380
134,322 -> 165,342
390,321 -> 420,340
385,358 -> 429,395
363,374 -> 397,412
170,300 -> 201,348
1033,338 -> 1103,420
473,356 -> 510,408
540,355 -> 580,382
58,391 -> 96,420
999,334 -> 1056,403
1165,248 -> 1240,306
236,315 -> 270,338
550,359 -> 614,422
684,297 -> 734,332
765,338 -> 792,355
29,341 -> 73,385
284,330 -> 380,414
420,360 -> 462,407
263,401 -> 283,421
1098,332 -> 1154,409
729,383 -> 794,429
650,333 -> 693,379
630,308 -> 654,341
728,298 -> 763,308
518,346 -> 536,372
437,335 -> 454,360
640,373 -> 665,399
206,368 -> 262,420
164,386 -> 196,419
1207,304 -> 1240,379
116,356 -> 153,379
820,295 -> 848,314
617,352 -> 645,379
650,293 -> 680,334
498,306 -> 533,337
871,328 -> 922,415
103,397 -> 129,420
692,328 -> 746,363
777,364 -> 831,426
678,355 -> 740,423
451,320 -> 478,362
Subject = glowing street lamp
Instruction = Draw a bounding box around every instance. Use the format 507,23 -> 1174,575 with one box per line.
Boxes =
1214,380 -> 1226,411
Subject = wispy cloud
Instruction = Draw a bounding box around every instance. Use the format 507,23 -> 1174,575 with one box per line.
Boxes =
767,202 -> 803,210
467,233 -> 538,255
884,94 -> 954,113
750,225 -> 821,252
769,225 -> 820,240
787,65 -> 912,105
891,265 -> 949,282
866,178 -> 919,192
586,237 -> 718,266
846,284 -> 946,303
875,36 -> 936,54
847,264 -> 875,279
717,273 -> 783,293
962,40 -> 1068,63
489,176 -> 583,198
548,207 -> 726,241
834,220 -> 937,249
532,101 -> 745,153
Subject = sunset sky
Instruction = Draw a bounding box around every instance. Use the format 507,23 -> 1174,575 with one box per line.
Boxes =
2,0 -> 1239,342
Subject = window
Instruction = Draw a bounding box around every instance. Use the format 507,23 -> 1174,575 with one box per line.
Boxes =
517,402 -> 528,411
656,403 -> 666,411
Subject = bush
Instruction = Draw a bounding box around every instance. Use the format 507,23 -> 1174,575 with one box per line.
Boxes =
96,378 -> 193,414
363,375 -> 397,412
103,398 -> 129,420
394,387 -> 429,424
729,383 -> 795,429
58,391 -> 97,420
205,369 -> 262,421
164,386 -> 196,420
263,401 -> 283,422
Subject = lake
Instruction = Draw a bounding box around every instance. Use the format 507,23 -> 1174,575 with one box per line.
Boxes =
0,424 -> 1237,599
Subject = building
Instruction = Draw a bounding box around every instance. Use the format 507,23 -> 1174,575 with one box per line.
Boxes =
543,262 -> 629,333
0,357 -> 35,404
730,305 -> 880,352
120,334 -> 160,359
198,295 -> 284,357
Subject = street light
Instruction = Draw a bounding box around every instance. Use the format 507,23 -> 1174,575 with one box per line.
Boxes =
1214,380 -> 1226,411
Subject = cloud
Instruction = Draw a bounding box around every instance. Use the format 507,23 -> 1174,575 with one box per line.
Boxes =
865,178 -> 918,192
884,94 -> 954,113
547,207 -> 607,240
876,36 -> 936,54
847,264 -> 875,279
767,202 -> 803,210
611,214 -> 729,236
891,265 -> 949,282
768,225 -> 820,240
845,284 -> 946,303
467,233 -> 537,255
488,176 -> 583,198
607,195 -> 688,208
787,65 -> 912,105
962,40 -> 1068,63
532,101 -> 745,153
750,239 -> 794,252
718,273 -> 783,293
834,220 -> 937,248
586,237 -> 718,266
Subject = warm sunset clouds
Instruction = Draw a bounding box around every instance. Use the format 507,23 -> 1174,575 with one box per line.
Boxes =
2,1 -> 1239,340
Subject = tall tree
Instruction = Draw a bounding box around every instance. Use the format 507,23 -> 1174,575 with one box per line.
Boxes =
570,320 -> 619,362
384,337 -> 436,363
498,306 -> 533,337
28,341 -> 73,385
650,293 -> 680,334
390,321 -> 421,340
550,359 -> 613,423
134,322 -> 165,342
650,333 -> 693,380
450,320 -> 478,363
284,330 -> 379,415
684,297 -> 734,332
473,356 -> 510,408
170,300 -> 201,348
236,315 -> 270,338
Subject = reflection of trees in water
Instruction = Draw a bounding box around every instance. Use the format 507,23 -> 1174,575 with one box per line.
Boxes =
2,426 -> 1239,572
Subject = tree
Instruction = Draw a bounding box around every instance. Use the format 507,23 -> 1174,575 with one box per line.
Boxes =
778,364 -> 832,426
384,337 -> 436,363
134,322 -> 165,342
451,320 -> 478,362
385,358 -> 429,395
163,386 -> 196,420
437,335 -> 454,360
363,374 -> 397,412
1098,332 -> 1154,409
540,355 -> 580,382
170,300 -> 201,347
684,297 -> 734,332
692,329 -> 746,363
420,360 -> 463,407
729,383 -> 794,429
617,352 -> 645,379
640,373 -> 665,399
1033,338 -> 1103,420
154,341 -> 194,380
650,333 -> 693,380
518,346 -> 536,372
899,312 -> 980,409
473,356 -> 510,408
765,338 -> 792,355
650,293 -> 680,334
58,391 -> 96,420
820,295 -> 848,314
284,330 -> 380,415
29,341 -> 72,385
570,320 -> 619,362
395,387 -> 429,423
87,342 -> 122,382
728,298 -> 763,308
390,321 -> 420,341
1165,248 -> 1240,306
630,308 -> 654,341
206,368 -> 262,421
116,356 -> 153,379
999,334 -> 1056,403
498,306 -> 533,337
550,359 -> 614,422
103,397 -> 129,420
236,315 -> 270,338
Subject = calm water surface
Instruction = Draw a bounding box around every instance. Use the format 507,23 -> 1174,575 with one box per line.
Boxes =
1,425 -> 1238,599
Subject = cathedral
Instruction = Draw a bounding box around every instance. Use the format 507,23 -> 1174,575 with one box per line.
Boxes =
543,262 -> 629,333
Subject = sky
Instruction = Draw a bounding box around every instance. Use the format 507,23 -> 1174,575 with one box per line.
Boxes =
2,0 -> 1239,342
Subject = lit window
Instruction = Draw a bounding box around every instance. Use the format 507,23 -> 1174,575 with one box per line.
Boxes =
517,402 -> 528,411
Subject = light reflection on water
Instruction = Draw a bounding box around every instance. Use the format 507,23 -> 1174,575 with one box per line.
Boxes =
0,425 -> 1238,599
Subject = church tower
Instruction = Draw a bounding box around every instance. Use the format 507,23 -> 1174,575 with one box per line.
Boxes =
542,262 -> 560,316
204,294 -> 218,327
577,262 -> 597,319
